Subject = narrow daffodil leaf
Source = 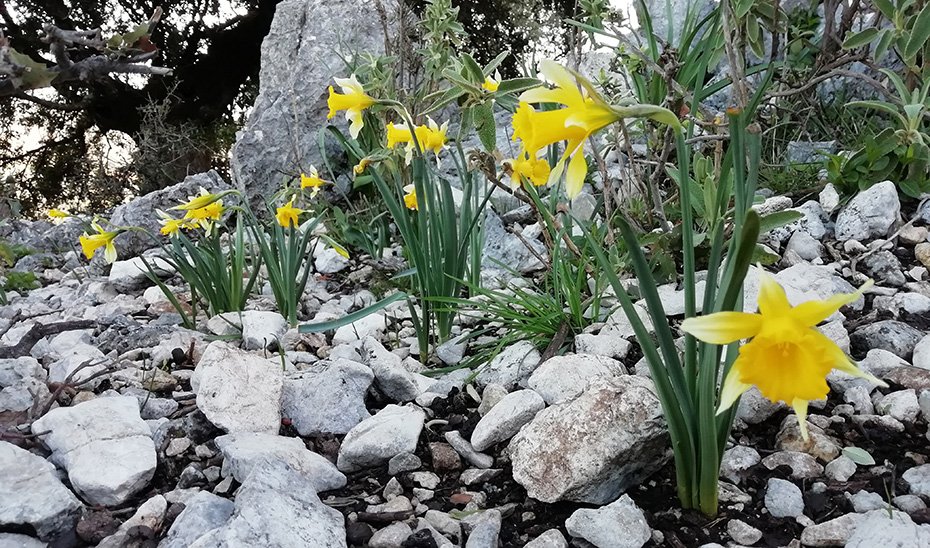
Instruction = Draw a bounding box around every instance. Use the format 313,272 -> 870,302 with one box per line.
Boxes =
299,291 -> 408,333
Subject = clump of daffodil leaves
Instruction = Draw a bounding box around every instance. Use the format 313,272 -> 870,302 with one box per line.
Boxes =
72,183 -> 346,330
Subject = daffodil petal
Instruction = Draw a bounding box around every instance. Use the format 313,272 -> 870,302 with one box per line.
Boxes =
716,360 -> 751,414
757,272 -> 791,316
680,312 -> 763,344
538,59 -> 581,98
104,242 -> 118,264
519,87 -> 569,105
828,349 -> 888,388
791,279 -> 872,327
565,146 -> 587,199
346,110 -> 363,139
791,398 -> 810,441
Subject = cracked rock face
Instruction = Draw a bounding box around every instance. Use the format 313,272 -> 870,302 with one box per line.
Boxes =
30,396 -> 157,506
509,375 -> 669,504
0,441 -> 83,543
230,0 -> 399,210
182,461 -> 347,547
191,341 -> 283,434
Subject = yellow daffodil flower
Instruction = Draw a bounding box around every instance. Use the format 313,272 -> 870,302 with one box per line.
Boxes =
183,199 -> 224,236
157,209 -> 195,236
511,101 -> 588,198
386,119 -> 448,163
301,167 -> 327,197
48,209 -> 69,219
276,198 -> 304,228
681,273 -> 886,441
418,117 -> 448,156
78,222 -> 120,263
403,185 -> 418,210
327,74 -> 375,139
386,122 -> 413,149
514,59 -> 678,199
482,75 -> 500,92
507,151 -> 552,188
171,187 -> 228,212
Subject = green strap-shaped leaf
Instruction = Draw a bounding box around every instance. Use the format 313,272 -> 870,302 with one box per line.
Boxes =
461,53 -> 485,84
758,210 -> 802,233
299,291 -> 409,333
495,77 -> 543,95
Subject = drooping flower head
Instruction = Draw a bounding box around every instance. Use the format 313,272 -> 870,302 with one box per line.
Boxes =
171,188 -> 231,212
48,209 -> 70,219
157,209 -> 195,236
300,166 -> 327,197
403,185 -> 418,211
513,59 -> 678,199
354,157 -> 372,175
183,199 -> 224,236
681,273 -> 886,441
327,74 -> 375,139
79,220 -> 120,263
386,122 -> 413,149
276,198 -> 304,228
386,119 -> 448,164
418,117 -> 448,156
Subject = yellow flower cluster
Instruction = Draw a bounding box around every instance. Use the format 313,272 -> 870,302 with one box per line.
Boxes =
166,188 -> 227,236
385,118 -> 448,163
509,60 -> 624,199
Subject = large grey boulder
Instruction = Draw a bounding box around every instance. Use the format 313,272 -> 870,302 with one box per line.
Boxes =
482,210 -> 547,275
185,461 -> 346,547
509,375 -> 669,504
0,356 -> 49,414
160,491 -> 235,548
281,359 -> 374,435
337,404 -> 425,472
565,494 -> 651,548
31,396 -> 157,506
0,441 -> 83,544
191,341 -> 283,434
230,0 -> 399,208
526,354 -> 625,405
214,432 -> 346,493
834,180 -> 900,242
845,508 -> 930,547
110,170 -> 231,257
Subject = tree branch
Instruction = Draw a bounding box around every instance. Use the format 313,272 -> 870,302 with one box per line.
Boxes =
13,90 -> 86,110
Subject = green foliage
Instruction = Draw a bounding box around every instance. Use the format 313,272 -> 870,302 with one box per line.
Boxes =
0,241 -> 31,267
827,72 -> 930,198
369,145 -> 491,359
245,207 -> 322,328
842,0 -> 930,77
2,271 -> 39,293
143,215 -> 260,329
453,215 -> 607,369
419,0 -> 467,86
326,201 -> 391,260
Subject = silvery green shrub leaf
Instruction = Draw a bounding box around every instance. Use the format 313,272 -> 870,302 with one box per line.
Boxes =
842,446 -> 875,466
